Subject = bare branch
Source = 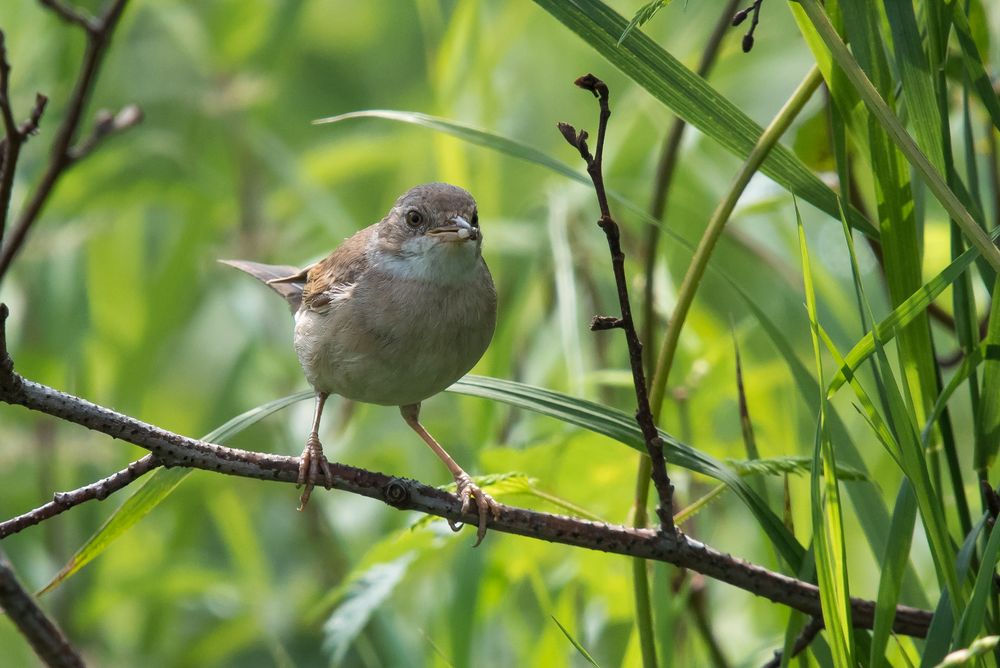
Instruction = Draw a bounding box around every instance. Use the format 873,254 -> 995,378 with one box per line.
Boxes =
38,0 -> 97,33
761,616 -> 824,668
560,74 -> 676,534
0,36 -> 49,247
0,32 -> 17,137
0,548 -> 84,667
0,0 -> 135,282
67,104 -> 142,163
0,454 -> 160,539
0,303 -> 933,638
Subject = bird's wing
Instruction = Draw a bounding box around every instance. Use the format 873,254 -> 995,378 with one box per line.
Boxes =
219,259 -> 312,312
300,225 -> 376,312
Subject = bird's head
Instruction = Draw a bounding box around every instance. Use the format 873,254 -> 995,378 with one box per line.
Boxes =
375,183 -> 484,282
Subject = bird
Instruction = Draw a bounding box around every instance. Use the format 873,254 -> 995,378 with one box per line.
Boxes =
222,183 -> 501,544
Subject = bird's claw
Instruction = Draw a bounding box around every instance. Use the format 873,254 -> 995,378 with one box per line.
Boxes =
454,472 -> 501,547
297,434 -> 333,510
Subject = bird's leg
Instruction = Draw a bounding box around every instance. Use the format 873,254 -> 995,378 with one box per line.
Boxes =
297,391 -> 334,510
400,403 -> 501,546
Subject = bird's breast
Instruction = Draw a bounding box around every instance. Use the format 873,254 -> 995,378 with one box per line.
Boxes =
294,262 -> 496,406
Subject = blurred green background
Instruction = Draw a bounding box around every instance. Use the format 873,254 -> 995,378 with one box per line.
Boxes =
2,1 -> 998,666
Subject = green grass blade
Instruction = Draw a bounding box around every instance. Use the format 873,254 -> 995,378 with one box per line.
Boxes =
798,202 -> 854,666
975,277 -> 1000,472
827,224 -> 1000,396
731,283 -> 922,602
951,5 -> 1000,135
38,391 -> 313,595
531,0 -> 877,237
883,0 -> 946,172
448,375 -> 805,569
796,0 -> 1000,271
868,321 -> 963,616
922,348 -> 984,447
551,616 -> 602,667
315,110 -> 695,254
315,110 -> 585,184
954,522 -> 1000,647
871,481 -> 918,667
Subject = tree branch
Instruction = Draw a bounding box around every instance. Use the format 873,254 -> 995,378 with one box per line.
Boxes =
0,0 -> 137,282
0,454 -> 160,539
0,303 -> 933,638
559,74 -> 676,534
0,30 -> 49,249
0,548 -> 84,667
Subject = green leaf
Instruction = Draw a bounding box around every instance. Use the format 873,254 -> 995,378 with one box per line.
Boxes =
315,110 -> 584,184
796,0 -> 1000,271
975,276 -> 1000,472
314,110 -> 694,254
448,375 -> 805,571
38,391 -> 313,595
798,199 -> 855,667
871,481 -> 918,668
551,616 -> 602,667
954,521 -> 1000,648
323,553 -> 416,666
827,223 -> 1000,397
531,0 -> 877,238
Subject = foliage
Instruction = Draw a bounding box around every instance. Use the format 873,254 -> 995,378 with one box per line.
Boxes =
2,1 -> 1000,666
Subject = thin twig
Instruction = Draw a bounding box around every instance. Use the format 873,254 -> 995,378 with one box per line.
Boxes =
38,0 -> 97,33
732,0 -> 764,53
559,74 -> 676,534
0,32 -> 49,250
761,616 -> 824,668
0,454 -> 160,539
0,303 -> 935,638
0,0 -> 136,281
0,548 -> 84,667
66,104 -> 142,163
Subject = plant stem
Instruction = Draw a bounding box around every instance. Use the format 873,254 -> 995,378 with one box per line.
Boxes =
648,65 -> 823,419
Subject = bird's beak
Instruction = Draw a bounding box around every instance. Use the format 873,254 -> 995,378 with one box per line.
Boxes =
427,216 -> 479,242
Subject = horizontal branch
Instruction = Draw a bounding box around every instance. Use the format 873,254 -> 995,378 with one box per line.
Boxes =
0,307 -> 933,638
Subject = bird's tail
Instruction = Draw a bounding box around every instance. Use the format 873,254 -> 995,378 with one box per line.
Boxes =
219,259 -> 309,312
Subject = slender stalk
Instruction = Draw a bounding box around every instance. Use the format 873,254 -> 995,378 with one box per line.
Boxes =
648,65 -> 824,419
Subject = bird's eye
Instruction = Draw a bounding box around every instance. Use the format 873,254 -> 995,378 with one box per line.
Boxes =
406,210 -> 423,227
471,212 -> 479,228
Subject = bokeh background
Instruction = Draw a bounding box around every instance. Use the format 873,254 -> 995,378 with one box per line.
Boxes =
2,1 -> 999,666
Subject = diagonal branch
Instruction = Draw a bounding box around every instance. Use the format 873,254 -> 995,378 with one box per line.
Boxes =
0,303 -> 936,638
0,454 -> 160,539
0,548 -> 84,667
558,74 -> 676,534
0,0 -> 137,281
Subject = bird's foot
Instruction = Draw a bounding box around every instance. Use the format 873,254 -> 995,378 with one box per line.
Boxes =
297,433 -> 333,510
450,472 -> 501,547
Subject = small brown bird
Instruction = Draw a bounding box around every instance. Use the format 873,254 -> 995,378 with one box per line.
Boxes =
223,183 -> 501,543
